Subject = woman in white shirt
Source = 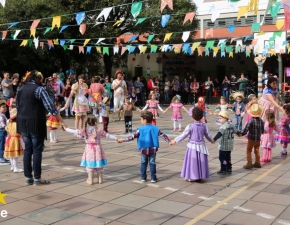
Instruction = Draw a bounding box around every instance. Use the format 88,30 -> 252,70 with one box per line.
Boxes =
164,77 -> 170,103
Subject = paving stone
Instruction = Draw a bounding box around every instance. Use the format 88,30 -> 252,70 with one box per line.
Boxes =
109,194 -> 157,208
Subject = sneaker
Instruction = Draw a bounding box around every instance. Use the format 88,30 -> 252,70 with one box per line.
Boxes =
13,168 -> 24,173
10,166 -> 14,171
217,170 -> 226,174
178,129 -> 182,132
172,128 -> 176,132
227,169 -> 232,174
280,151 -> 287,156
151,179 -> 158,183
141,179 -> 147,182
0,158 -> 10,165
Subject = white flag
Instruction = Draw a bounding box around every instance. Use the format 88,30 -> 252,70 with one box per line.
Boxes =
97,7 -> 113,21
13,30 -> 21,40
33,37 -> 39,49
182,31 -> 190,42
113,46 -> 119,54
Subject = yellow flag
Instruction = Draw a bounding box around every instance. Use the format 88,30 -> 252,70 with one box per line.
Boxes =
288,47 -> 290,54
113,20 -> 124,26
248,0 -> 258,15
164,33 -> 173,42
270,49 -> 276,56
276,19 -> 284,30
229,52 -> 233,58
213,47 -> 219,54
174,47 -> 181,54
287,43 -> 290,48
257,31 -> 265,36
53,39 -> 59,45
20,40 -> 28,46
83,39 -> 90,46
30,29 -> 36,37
96,46 -> 101,53
237,6 -> 248,20
140,46 -> 147,54
51,16 -> 61,30
191,42 -> 201,52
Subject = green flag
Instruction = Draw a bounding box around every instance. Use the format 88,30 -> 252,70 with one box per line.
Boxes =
270,1 -> 280,18
63,45 -> 68,50
220,42 -> 226,51
205,50 -> 210,56
43,27 -> 51,35
28,39 -> 33,47
235,45 -> 240,52
103,47 -> 109,55
251,23 -> 260,33
227,46 -> 233,52
147,34 -> 155,44
135,18 -> 146,26
151,45 -> 158,53
246,52 -> 250,57
205,40 -> 215,50
131,2 -> 142,18
68,39 -> 76,44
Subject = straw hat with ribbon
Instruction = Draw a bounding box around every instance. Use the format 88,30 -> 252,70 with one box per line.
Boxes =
247,102 -> 263,117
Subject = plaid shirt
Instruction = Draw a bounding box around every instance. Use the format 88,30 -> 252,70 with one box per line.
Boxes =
214,122 -> 236,151
123,128 -> 170,155
242,117 -> 264,142
17,81 -> 58,116
0,113 -> 7,129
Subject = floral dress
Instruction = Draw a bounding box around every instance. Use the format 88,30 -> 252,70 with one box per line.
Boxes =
142,100 -> 164,119
89,83 -> 104,108
71,83 -> 90,114
170,103 -> 184,121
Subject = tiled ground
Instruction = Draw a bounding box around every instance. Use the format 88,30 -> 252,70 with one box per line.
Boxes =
1,105 -> 290,225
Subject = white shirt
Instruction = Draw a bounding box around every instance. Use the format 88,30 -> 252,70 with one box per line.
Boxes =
112,79 -> 127,96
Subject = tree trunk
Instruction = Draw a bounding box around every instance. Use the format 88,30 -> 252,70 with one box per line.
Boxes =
103,54 -> 113,78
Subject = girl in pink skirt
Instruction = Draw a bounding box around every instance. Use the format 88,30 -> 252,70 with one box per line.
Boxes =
142,91 -> 164,126
276,105 -> 290,156
260,109 -> 279,162
163,95 -> 189,132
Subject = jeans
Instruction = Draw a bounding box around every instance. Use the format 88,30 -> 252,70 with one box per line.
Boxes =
219,151 -> 232,171
110,95 -> 114,110
140,153 -> 156,180
22,133 -> 45,179
124,116 -> 132,132
205,89 -> 212,104
235,115 -> 243,131
0,129 -> 7,159
164,91 -> 170,104
222,90 -> 229,102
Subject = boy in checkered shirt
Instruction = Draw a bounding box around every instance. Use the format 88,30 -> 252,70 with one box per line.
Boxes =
213,111 -> 238,174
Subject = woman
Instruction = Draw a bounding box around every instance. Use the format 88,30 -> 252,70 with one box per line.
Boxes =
222,76 -> 230,102
133,76 -> 144,107
88,76 -> 104,117
181,78 -> 190,104
258,76 -> 284,122
213,78 -> 221,96
164,77 -> 170,104
171,76 -> 180,97
237,73 -> 248,97
204,77 -> 214,105
190,78 -> 199,104
64,74 -> 97,135
63,79 -> 73,117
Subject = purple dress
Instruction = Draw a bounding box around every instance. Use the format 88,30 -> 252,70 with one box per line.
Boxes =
174,122 -> 213,180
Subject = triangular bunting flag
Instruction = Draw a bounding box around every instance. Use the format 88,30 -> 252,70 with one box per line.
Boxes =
191,42 -> 201,52
96,38 -> 105,44
51,16 -> 61,30
161,15 -> 170,27
135,18 -> 146,26
96,46 -> 101,53
113,20 -> 123,26
2,30 -> 7,40
183,12 -> 195,25
13,30 -> 21,40
147,34 -> 155,43
113,46 -> 119,54
44,27 -> 51,35
131,2 -> 143,18
103,47 -> 109,55
79,24 -> 86,35
97,7 -> 113,21
164,33 -> 173,42
205,29 -> 213,39
182,31 -> 190,42
30,19 -> 41,30
20,40 -> 28,46
140,46 -> 147,54
161,0 -> 173,12
79,46 -> 84,54
59,25 -> 68,33
33,37 -> 39,49
237,6 -> 248,20
86,46 -> 92,54
30,29 -> 36,38
76,12 -> 85,25
121,47 -> 127,55
83,39 -> 90,46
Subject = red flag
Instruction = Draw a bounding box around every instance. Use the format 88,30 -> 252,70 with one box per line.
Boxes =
160,0 -> 173,12
30,19 -> 41,30
251,39 -> 258,46
284,5 -> 290,30
47,40 -> 54,47
205,29 -> 213,39
79,24 -> 86,35
2,31 -> 7,40
79,46 -> 84,54
183,12 -> 195,25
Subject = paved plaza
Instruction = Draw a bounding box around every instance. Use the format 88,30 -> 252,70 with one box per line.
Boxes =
1,105 -> 290,225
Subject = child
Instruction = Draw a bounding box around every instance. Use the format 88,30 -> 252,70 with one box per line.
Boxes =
118,111 -> 170,182
4,109 -> 24,172
0,100 -> 9,165
232,92 -> 245,131
214,96 -> 232,125
163,95 -> 189,132
63,79 -> 73,117
239,102 -> 264,169
276,104 -> 290,156
242,94 -> 257,124
142,91 -> 164,126
130,87 -> 138,106
170,107 -> 214,181
99,97 -> 110,132
260,109 -> 278,162
117,95 -> 140,133
188,97 -> 211,123
46,102 -> 64,143
213,111 -> 237,174
63,116 -> 118,185
6,92 -> 16,111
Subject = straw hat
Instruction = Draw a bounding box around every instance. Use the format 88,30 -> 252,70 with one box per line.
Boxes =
232,91 -> 244,100
219,111 -> 230,119
102,97 -> 109,104
9,108 -> 17,119
247,102 -> 263,117
0,99 -> 6,105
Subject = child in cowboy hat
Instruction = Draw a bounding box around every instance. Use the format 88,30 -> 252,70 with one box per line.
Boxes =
232,92 -> 245,131
213,111 -> 238,174
239,102 -> 264,169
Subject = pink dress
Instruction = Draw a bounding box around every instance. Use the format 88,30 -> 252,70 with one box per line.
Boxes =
145,100 -> 161,119
89,83 -> 104,107
260,121 -> 278,148
244,103 -> 252,123
276,115 -> 290,144
170,103 -> 184,121
259,87 -> 280,122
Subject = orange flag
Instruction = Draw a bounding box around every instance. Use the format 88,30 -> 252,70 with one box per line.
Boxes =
121,47 -> 127,55
2,31 -> 7,40
205,29 -> 213,39
183,12 -> 195,25
79,24 -> 86,35
40,42 -> 44,49
30,19 -> 41,30
47,40 -> 54,47
251,39 -> 258,46
79,46 -> 84,54
160,0 -> 173,12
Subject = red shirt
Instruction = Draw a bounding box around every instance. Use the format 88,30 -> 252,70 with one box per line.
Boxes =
147,79 -> 155,91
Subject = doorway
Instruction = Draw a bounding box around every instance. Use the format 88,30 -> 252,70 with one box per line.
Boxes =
216,65 -> 226,81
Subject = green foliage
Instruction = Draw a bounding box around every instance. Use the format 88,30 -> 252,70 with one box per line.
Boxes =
0,0 -> 198,77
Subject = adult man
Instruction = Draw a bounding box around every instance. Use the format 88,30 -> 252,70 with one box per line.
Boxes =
230,73 -> 238,90
2,72 -> 16,118
112,70 -> 127,121
16,70 -> 66,185
66,65 -> 76,77
56,67 -> 65,83
51,73 -> 64,103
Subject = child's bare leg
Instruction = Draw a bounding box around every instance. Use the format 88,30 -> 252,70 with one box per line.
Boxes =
97,167 -> 104,184
86,167 -> 94,185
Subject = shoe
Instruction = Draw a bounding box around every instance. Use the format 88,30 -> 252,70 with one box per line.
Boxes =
267,158 -> 271,162
65,115 -> 68,117
227,169 -> 232,174
260,158 -> 266,162
33,179 -> 50,186
151,178 -> 158,183
217,170 -> 226,175
0,158 -> 10,165
172,128 -> 176,132
243,161 -> 253,169
252,162 -> 261,168
11,166 -> 14,171
141,179 -> 147,182
280,151 -> 287,156
25,178 -> 34,186
179,129 -> 182,132
13,168 -> 24,173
